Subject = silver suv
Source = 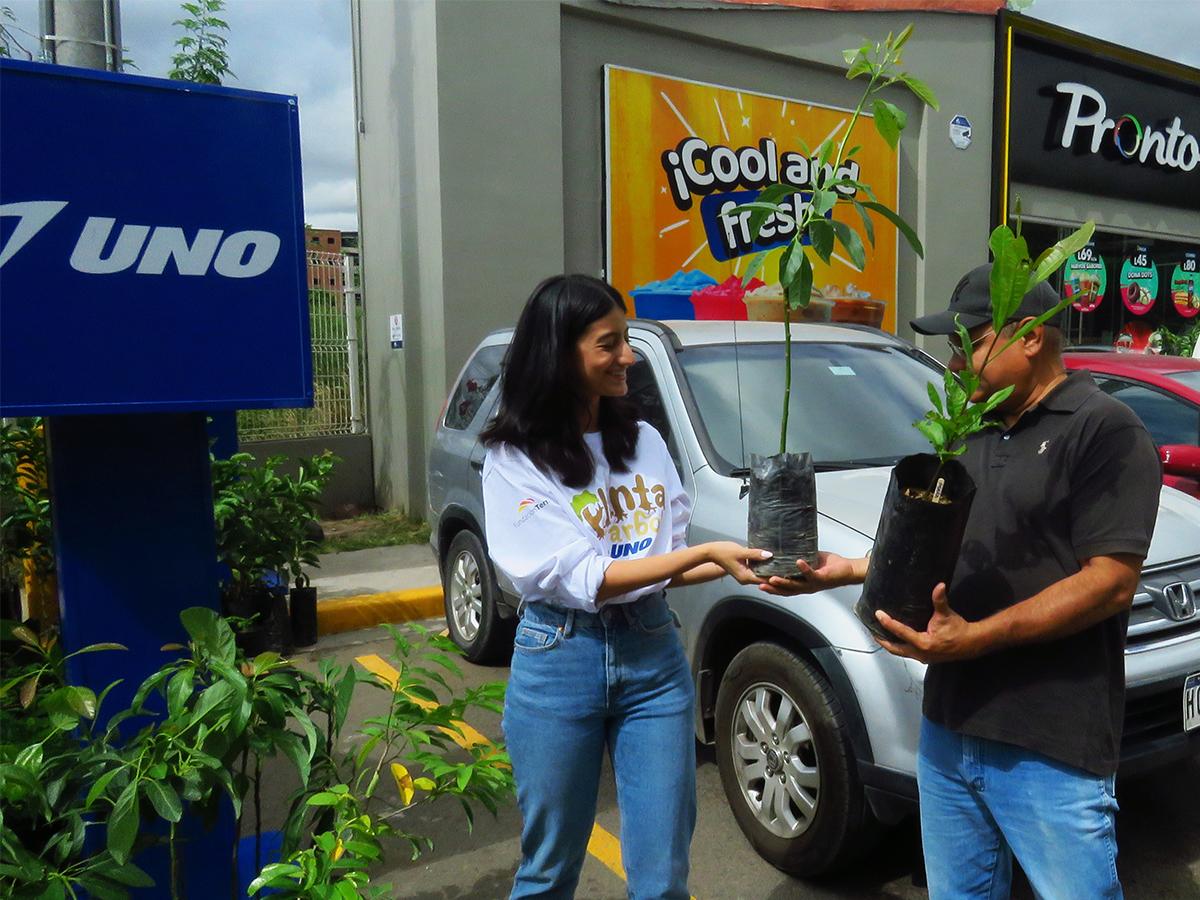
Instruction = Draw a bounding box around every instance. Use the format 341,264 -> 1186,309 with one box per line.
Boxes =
428,319 -> 1200,876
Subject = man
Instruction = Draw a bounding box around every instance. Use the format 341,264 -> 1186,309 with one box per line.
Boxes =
768,264 -> 1162,899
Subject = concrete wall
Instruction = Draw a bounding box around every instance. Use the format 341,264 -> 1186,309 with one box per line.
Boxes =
354,0 -> 998,512
242,433 -> 374,518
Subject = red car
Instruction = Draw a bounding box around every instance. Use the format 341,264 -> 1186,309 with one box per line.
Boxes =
1063,351 -> 1200,499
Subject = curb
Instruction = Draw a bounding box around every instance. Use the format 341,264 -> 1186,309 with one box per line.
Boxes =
316,585 -> 445,636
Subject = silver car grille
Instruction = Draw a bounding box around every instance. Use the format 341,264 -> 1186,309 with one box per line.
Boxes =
1127,556 -> 1200,648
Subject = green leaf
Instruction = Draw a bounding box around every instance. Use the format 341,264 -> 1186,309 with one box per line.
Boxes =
108,781 -> 140,864
103,862 -> 155,888
11,625 -> 40,648
780,242 -> 805,287
926,382 -> 944,416
900,73 -> 939,110
741,250 -> 769,289
307,791 -> 342,806
850,200 -> 876,247
744,184 -> 803,244
893,23 -> 914,50
811,189 -> 837,218
1030,221 -> 1095,286
276,731 -> 312,786
807,219 -> 835,264
85,767 -> 123,809
786,252 -> 814,311
830,221 -> 867,271
860,201 -> 924,258
915,418 -> 947,453
143,780 -> 183,823
871,98 -> 907,149
987,226 -> 1032,332
980,385 -> 1015,413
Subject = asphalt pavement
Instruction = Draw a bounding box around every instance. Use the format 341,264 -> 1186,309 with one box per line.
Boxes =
268,614 -> 1200,900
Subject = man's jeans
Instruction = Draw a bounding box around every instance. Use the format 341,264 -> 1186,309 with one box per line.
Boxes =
918,717 -> 1122,899
502,594 -> 696,899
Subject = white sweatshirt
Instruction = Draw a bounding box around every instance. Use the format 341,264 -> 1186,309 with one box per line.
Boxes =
482,422 -> 691,613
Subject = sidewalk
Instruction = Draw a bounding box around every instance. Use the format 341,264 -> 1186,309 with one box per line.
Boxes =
308,544 -> 444,636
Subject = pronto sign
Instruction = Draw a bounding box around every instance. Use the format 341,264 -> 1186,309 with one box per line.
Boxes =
0,59 -> 311,415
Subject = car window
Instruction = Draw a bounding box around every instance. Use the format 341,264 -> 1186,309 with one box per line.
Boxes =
628,352 -> 687,477
1095,378 -> 1200,446
1165,370 -> 1200,393
445,344 -> 505,430
678,342 -> 939,470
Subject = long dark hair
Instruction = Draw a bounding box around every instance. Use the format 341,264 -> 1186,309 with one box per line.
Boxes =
481,274 -> 639,487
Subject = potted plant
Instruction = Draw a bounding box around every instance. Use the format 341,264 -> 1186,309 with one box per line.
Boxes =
211,450 -> 337,655
854,215 -> 1095,637
0,418 -> 55,623
737,27 -> 934,577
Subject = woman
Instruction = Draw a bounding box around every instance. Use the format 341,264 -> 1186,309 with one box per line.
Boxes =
481,274 -> 769,899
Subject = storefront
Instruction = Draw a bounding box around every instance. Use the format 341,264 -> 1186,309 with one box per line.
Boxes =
994,13 -> 1200,352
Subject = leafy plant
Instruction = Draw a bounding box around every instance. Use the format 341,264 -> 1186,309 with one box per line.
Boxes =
0,419 -> 54,597
211,450 -> 337,614
916,214 -> 1095,470
248,786 -> 391,899
2,607 -> 516,898
1157,320 -> 1200,358
168,0 -> 233,85
736,26 -> 936,454
0,622 -> 149,899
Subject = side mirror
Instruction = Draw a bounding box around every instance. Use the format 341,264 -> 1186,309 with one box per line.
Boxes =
1159,444 -> 1200,476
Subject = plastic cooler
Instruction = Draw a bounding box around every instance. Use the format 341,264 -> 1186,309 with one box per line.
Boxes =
690,276 -> 764,320
630,270 -> 716,320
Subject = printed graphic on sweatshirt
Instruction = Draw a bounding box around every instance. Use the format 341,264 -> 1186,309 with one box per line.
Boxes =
571,474 -> 667,557
514,497 -> 550,528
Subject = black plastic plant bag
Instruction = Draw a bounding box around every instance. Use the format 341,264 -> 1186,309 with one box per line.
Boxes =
290,574 -> 318,649
747,451 -> 819,579
855,453 -> 975,640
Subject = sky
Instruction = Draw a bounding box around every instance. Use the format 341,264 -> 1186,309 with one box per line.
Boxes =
3,0 -> 1197,234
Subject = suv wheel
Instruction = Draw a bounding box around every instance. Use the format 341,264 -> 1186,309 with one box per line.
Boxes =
715,642 -> 876,876
442,530 -> 513,665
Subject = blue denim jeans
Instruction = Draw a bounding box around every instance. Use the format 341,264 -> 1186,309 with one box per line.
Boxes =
502,593 -> 696,899
918,717 -> 1122,900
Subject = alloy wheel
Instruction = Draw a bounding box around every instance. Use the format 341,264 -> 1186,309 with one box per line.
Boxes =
449,550 -> 483,642
730,681 -> 821,838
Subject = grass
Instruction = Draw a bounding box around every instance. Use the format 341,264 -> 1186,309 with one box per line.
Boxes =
317,511 -> 431,553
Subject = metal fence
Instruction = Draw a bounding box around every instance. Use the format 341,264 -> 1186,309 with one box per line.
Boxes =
237,251 -> 368,441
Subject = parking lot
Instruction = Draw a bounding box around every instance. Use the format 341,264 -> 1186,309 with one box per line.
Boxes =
301,624 -> 1200,899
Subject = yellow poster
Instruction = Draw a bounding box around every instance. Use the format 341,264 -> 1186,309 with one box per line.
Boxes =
605,66 -> 900,332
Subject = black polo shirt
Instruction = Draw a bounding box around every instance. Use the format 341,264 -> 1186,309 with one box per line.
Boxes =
923,370 -> 1162,775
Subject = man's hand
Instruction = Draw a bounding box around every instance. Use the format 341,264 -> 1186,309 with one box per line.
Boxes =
759,551 -> 867,596
874,582 -> 985,663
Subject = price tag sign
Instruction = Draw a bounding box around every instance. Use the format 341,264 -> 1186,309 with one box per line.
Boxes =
1120,246 -> 1158,315
1172,252 -> 1199,319
1063,243 -> 1106,313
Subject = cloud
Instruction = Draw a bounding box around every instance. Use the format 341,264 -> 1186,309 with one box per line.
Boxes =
1028,0 -> 1199,68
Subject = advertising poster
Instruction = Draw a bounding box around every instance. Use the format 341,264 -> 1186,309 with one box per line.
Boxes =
1172,252 -> 1199,319
1120,246 -> 1158,315
1062,243 -> 1106,313
605,66 -> 900,332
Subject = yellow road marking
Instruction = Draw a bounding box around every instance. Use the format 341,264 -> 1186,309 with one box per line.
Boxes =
587,822 -> 625,880
353,652 -> 697,899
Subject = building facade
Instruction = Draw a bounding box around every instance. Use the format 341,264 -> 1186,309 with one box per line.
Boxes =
351,1 -> 1197,513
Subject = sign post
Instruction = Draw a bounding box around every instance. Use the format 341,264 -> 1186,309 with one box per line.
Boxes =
0,58 -> 310,894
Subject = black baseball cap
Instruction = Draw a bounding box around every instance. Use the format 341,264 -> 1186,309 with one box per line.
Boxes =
910,263 -> 1063,335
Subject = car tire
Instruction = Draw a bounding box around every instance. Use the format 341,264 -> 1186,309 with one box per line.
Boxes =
714,641 -> 878,877
441,530 -> 514,665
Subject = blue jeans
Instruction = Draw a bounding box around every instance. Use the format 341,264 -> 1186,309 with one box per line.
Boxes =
918,717 -> 1122,900
502,593 -> 696,899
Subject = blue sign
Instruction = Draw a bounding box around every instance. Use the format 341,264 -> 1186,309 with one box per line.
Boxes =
0,59 -> 311,415
700,189 -> 818,262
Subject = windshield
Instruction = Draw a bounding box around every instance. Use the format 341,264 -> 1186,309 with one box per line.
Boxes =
1166,370 -> 1200,393
678,341 -> 942,471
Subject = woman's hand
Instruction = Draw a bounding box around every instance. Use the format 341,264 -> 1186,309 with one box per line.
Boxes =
758,551 -> 868,596
705,542 -> 770,585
